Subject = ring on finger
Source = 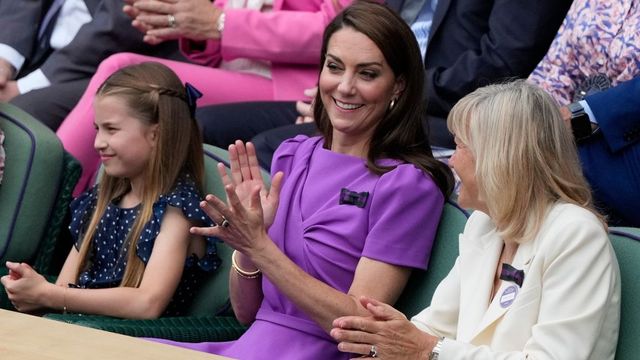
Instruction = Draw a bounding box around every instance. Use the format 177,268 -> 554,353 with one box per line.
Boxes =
368,345 -> 378,358
221,216 -> 230,228
167,14 -> 177,28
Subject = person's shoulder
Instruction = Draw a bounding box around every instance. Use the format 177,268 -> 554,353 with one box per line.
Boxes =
372,163 -> 445,209
544,202 -> 604,231
537,202 -> 608,251
168,174 -> 201,196
461,210 -> 495,241
275,135 -> 319,155
272,135 -> 322,171
377,162 -> 441,192
70,185 -> 99,212
160,174 -> 207,214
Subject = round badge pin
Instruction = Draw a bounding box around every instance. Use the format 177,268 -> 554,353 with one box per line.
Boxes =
499,285 -> 518,308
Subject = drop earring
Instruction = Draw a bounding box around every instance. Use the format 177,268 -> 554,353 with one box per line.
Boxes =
389,98 -> 397,110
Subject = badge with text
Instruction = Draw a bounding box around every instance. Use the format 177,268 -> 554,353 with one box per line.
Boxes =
499,285 -> 519,308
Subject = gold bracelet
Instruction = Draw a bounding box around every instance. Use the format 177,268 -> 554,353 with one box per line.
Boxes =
231,250 -> 261,279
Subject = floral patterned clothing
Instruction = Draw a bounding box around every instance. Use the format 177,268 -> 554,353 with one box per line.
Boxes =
0,128 -> 4,184
528,0 -> 640,105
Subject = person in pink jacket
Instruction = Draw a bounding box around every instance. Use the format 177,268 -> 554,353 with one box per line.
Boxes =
57,0 -> 352,195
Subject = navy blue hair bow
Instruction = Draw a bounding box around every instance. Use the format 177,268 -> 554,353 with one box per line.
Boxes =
185,82 -> 203,118
500,263 -> 524,287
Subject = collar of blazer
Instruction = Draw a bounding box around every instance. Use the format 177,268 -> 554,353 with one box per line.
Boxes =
457,223 -> 537,343
426,0 -> 451,46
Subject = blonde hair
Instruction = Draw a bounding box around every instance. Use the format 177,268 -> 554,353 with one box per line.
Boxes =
74,62 -> 204,287
447,80 -> 603,243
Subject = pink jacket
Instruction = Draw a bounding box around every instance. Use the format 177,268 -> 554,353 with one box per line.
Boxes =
180,0 -> 353,100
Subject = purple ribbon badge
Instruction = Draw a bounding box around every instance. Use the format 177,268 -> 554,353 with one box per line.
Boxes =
339,188 -> 369,208
499,263 -> 524,287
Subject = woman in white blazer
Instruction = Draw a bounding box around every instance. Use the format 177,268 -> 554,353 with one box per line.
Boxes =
330,80 -> 621,359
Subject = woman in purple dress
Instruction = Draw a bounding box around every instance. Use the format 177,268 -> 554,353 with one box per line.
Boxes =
160,2 -> 454,358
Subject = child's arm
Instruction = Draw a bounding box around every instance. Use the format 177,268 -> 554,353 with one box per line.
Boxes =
3,206 -> 193,319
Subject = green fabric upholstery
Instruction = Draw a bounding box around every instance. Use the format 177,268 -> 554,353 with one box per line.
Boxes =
0,103 -> 80,310
609,227 -> 640,360
0,103 -> 64,263
44,314 -> 247,343
395,201 -> 468,318
32,151 -> 81,275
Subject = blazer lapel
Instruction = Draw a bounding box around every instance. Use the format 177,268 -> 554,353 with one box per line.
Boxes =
457,230 -> 503,341
399,0 -> 427,24
470,239 -> 536,342
385,0 -> 405,13
428,0 -> 451,43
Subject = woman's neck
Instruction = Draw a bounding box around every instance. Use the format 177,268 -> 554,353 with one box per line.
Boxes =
501,241 -> 519,263
330,134 -> 370,158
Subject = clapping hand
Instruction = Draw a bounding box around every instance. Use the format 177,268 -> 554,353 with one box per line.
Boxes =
330,296 -> 437,359
295,87 -> 317,124
190,141 -> 283,254
123,0 -> 222,45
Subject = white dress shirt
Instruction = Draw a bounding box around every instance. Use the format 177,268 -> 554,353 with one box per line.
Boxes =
0,0 -> 91,94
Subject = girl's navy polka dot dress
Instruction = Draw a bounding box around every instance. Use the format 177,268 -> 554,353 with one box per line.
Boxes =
69,176 -> 221,316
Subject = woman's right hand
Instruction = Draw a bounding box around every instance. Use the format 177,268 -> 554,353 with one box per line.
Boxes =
217,141 -> 283,229
331,296 -> 437,359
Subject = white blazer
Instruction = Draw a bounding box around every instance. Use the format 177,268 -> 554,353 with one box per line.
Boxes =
412,203 -> 621,359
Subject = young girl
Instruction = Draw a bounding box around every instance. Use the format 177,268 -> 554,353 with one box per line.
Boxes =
1,62 -> 219,318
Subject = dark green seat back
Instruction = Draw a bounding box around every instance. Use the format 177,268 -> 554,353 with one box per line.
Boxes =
0,103 -> 64,263
609,227 -> 640,360
395,201 -> 468,318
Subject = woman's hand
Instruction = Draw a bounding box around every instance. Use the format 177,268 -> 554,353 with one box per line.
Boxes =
331,296 -> 437,359
295,87 -> 317,124
191,181 -> 269,256
219,141 -> 283,229
123,0 -> 222,45
0,262 -> 56,313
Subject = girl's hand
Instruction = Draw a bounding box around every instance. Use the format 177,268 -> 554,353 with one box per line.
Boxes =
218,141 -> 283,229
330,297 -> 437,360
0,262 -> 55,313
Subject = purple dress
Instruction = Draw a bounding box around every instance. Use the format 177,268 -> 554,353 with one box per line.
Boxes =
157,136 -> 445,359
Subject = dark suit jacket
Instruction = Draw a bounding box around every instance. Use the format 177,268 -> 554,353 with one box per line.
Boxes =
41,0 -> 182,84
391,0 -> 572,148
0,0 -> 56,72
580,77 -> 640,226
0,0 -> 182,82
